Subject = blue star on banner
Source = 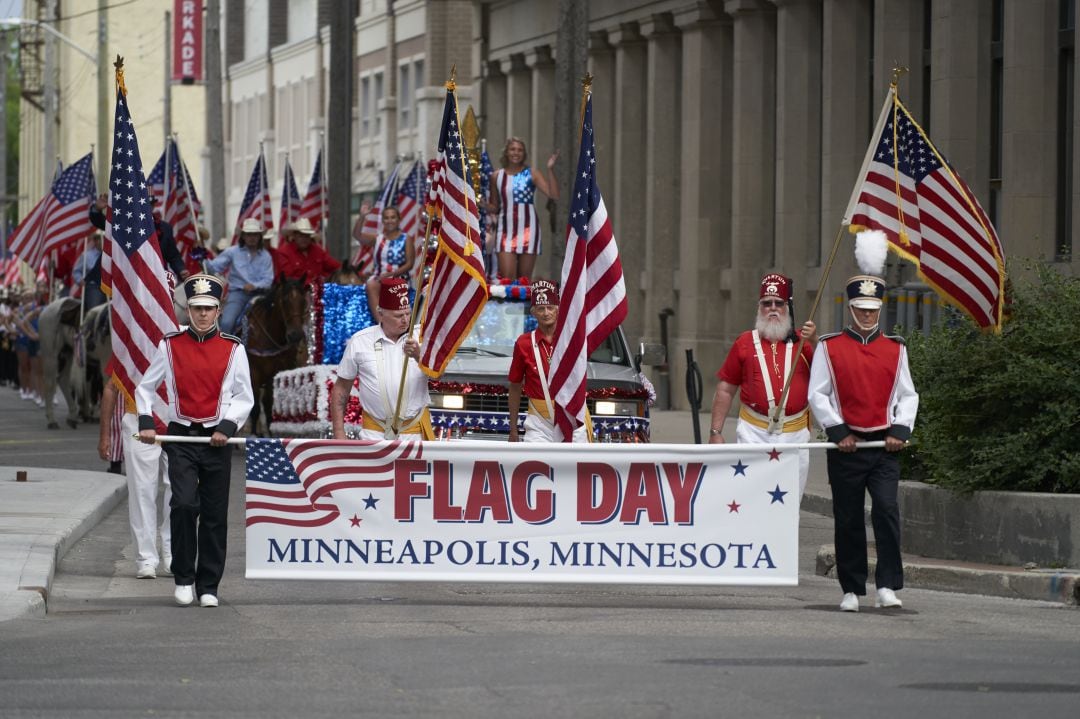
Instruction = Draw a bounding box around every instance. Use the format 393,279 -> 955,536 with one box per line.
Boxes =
768,484 -> 788,504
731,460 -> 748,476
363,493 -> 379,510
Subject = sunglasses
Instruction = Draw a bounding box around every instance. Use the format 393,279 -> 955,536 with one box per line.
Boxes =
759,300 -> 786,308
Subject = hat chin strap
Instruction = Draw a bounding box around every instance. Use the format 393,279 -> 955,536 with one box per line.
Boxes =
849,305 -> 879,333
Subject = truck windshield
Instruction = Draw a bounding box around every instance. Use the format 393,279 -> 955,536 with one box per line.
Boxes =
457,300 -> 628,366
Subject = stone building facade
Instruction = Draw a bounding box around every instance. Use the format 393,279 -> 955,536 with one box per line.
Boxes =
476,0 -> 1079,408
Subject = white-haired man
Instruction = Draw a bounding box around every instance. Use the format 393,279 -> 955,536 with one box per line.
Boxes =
709,273 -> 817,496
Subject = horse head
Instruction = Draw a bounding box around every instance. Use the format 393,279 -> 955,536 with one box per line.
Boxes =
277,274 -> 309,346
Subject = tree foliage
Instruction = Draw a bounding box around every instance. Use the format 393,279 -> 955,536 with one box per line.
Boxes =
905,261 -> 1080,494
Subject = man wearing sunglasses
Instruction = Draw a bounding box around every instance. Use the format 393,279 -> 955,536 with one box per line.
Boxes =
709,273 -> 817,497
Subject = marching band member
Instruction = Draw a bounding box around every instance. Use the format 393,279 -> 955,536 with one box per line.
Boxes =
808,231 -> 919,613
137,274 -> 254,608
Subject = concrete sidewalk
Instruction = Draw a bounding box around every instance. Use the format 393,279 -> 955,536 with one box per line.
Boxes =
0,466 -> 126,622
1,408 -> 1075,624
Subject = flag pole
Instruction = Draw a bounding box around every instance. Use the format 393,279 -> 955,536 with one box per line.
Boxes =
386,68 -> 457,438
319,133 -> 327,233
770,68 -> 909,433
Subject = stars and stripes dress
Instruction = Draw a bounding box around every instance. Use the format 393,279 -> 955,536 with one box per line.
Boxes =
373,232 -> 409,278
493,167 -> 540,255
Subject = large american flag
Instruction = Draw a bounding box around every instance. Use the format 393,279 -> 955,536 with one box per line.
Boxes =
353,162 -> 402,275
416,84 -> 489,377
245,438 -> 424,527
300,147 -> 325,231
844,88 -> 1006,330
548,92 -> 627,442
148,139 -> 204,256
279,157 -> 302,234
232,151 -> 273,244
7,152 -> 96,271
100,89 -> 178,405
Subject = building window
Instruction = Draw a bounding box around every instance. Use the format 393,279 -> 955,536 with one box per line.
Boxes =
1057,0 -> 1076,261
361,76 -> 371,138
989,0 -> 1004,228
399,63 -> 411,129
374,71 -> 384,135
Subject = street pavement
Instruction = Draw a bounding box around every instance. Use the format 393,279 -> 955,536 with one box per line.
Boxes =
2,386 -> 1080,716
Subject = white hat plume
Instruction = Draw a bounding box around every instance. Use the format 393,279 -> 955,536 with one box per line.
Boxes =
854,230 -> 888,276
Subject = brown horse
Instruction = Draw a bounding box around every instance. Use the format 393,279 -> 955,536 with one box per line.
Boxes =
244,277 -> 309,436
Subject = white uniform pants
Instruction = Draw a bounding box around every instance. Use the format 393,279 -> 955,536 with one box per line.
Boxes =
735,418 -> 810,498
121,413 -> 172,569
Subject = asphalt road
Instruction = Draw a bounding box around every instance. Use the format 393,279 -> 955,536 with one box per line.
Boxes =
2,390 -> 1080,718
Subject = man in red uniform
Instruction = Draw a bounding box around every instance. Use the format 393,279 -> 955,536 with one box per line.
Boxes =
809,273 -> 918,613
136,274 -> 254,608
507,279 -> 589,442
709,273 -> 817,495
274,217 -> 342,282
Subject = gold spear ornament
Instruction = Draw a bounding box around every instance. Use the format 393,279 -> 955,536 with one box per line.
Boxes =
114,54 -> 127,96
461,105 -> 483,200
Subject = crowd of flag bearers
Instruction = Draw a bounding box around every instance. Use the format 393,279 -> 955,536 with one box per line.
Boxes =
2,61 -> 1010,613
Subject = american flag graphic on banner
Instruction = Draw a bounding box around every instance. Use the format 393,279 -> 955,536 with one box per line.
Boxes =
232,151 -> 273,244
7,153 -> 96,270
353,163 -> 402,274
100,85 -> 179,405
844,87 -> 1006,330
417,83 -> 489,377
245,438 -> 424,527
548,91 -> 628,442
300,148 -> 325,230
279,157 -> 302,234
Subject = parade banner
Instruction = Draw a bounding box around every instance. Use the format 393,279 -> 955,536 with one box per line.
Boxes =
172,0 -> 204,83
245,440 -> 800,586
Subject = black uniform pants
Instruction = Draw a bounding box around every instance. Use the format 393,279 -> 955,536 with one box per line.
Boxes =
827,440 -> 903,595
164,423 -> 232,596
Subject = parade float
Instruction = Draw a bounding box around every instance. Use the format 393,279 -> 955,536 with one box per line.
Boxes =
270,278 -> 657,442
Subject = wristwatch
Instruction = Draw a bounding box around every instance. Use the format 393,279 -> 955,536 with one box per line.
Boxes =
709,428 -> 723,436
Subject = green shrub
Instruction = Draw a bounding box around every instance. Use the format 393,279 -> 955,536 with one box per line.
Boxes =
904,261 -> 1080,494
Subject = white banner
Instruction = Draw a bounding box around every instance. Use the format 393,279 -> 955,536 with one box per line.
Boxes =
245,439 -> 800,586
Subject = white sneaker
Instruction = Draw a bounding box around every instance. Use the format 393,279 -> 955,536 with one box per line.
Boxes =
161,555 -> 173,576
174,584 -> 194,606
199,593 -> 219,608
839,592 -> 860,612
135,564 -> 156,579
875,587 -> 903,608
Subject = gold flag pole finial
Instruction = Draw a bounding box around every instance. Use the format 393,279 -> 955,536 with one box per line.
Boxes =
578,72 -> 594,142
446,64 -> 457,92
114,54 -> 127,96
890,63 -> 909,90
581,71 -> 593,95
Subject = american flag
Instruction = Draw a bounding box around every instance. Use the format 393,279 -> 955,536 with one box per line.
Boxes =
548,92 -> 628,441
1,255 -> 24,287
7,152 -> 96,271
245,438 -> 423,527
844,88 -> 1006,330
100,89 -> 179,406
353,162 -> 402,274
148,139 -> 204,255
417,84 -> 489,377
232,151 -> 273,244
479,145 -> 496,276
279,157 -> 302,234
300,148 -> 325,230
396,161 -> 424,237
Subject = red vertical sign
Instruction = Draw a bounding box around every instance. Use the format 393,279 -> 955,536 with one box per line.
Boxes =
172,0 -> 204,83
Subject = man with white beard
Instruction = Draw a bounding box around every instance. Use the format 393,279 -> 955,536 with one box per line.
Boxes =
709,274 -> 817,496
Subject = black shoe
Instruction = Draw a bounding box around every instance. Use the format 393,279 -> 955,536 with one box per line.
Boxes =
107,461 -> 123,474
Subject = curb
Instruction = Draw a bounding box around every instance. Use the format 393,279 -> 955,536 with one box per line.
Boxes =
816,544 -> 1080,605
1,473 -> 127,622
